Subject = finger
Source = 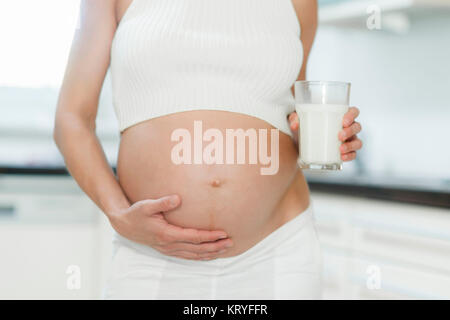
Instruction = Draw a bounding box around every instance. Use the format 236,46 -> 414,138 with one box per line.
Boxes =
161,224 -> 228,244
341,151 -> 356,162
339,121 -> 362,141
164,238 -> 233,254
343,107 -> 360,127
288,112 -> 299,131
167,250 -> 222,261
140,195 -> 181,214
288,111 -> 298,122
345,134 -> 358,142
165,250 -> 201,260
340,138 -> 363,153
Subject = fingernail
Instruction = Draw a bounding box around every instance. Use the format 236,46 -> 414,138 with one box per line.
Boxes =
344,119 -> 351,126
225,242 -> 233,248
219,235 -> 227,239
218,249 -> 227,254
169,195 -> 179,207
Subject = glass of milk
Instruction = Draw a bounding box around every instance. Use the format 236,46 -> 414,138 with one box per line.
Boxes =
295,81 -> 351,170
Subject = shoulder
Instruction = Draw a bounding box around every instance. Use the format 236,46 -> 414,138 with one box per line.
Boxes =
290,0 -> 318,34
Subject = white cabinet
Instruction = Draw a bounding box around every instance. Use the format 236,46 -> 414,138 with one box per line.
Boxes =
0,176 -> 113,299
311,192 -> 450,299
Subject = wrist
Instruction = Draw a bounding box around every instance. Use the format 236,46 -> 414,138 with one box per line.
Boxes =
102,199 -> 130,221
105,205 -> 130,237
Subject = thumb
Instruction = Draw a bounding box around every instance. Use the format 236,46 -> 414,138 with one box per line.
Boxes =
288,112 -> 299,132
288,113 -> 299,147
143,194 -> 181,214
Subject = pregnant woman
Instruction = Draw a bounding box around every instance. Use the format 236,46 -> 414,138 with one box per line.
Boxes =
54,0 -> 362,299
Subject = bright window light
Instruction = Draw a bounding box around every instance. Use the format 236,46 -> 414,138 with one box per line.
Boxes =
0,0 -> 80,88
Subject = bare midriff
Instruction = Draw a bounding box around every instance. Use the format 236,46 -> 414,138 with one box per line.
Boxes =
117,110 -> 311,258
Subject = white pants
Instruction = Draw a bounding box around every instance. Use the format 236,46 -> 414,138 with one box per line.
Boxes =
102,202 -> 323,300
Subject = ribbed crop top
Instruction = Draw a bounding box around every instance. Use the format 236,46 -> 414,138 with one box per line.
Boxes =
110,0 -> 303,136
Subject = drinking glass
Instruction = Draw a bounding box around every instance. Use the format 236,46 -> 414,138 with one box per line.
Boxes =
295,81 -> 351,170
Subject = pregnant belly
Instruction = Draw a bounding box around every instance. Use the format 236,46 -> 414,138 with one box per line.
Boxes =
117,110 -> 308,256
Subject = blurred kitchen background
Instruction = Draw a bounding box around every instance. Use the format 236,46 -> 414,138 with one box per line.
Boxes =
0,0 -> 449,299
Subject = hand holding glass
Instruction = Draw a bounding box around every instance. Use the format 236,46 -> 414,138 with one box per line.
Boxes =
295,81 -> 351,170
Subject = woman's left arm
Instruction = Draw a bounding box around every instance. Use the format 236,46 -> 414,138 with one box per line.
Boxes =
288,0 -> 363,162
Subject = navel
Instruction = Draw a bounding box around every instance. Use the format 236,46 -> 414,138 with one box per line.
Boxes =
210,179 -> 222,188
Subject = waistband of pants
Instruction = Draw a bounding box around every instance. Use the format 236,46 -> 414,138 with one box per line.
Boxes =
112,199 -> 316,268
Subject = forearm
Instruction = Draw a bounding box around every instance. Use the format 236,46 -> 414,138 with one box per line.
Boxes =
54,113 -> 129,218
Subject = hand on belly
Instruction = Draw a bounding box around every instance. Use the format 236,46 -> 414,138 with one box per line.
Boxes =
108,193 -> 235,261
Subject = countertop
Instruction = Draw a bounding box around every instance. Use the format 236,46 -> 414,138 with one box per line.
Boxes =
1,166 -> 449,209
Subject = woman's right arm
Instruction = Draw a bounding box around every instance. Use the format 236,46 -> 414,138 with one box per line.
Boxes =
54,0 -> 232,260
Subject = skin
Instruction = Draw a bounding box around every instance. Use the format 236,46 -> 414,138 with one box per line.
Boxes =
54,0 -> 362,261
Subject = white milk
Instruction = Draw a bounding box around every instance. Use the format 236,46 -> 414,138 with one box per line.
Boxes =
295,103 -> 348,166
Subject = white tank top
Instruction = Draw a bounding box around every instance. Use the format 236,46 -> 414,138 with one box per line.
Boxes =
110,0 -> 303,136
